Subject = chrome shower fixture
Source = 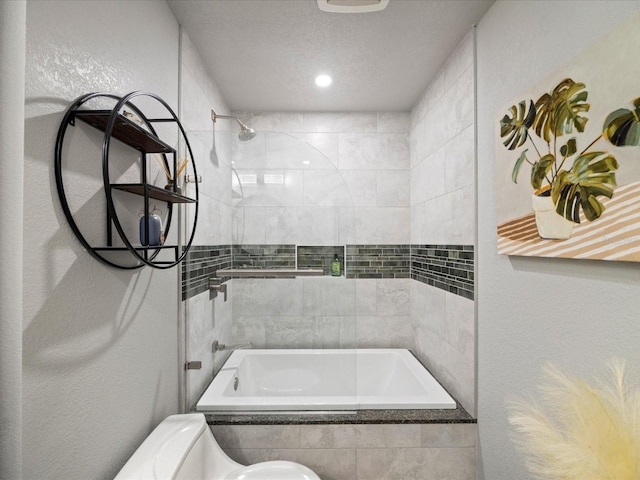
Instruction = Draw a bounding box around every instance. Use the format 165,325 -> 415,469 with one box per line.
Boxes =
211,109 -> 256,141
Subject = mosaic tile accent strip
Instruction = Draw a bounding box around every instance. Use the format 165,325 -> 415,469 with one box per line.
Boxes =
182,244 -> 475,300
411,245 -> 474,300
297,245 -> 345,275
232,244 -> 296,270
346,244 -> 411,279
182,245 -> 232,300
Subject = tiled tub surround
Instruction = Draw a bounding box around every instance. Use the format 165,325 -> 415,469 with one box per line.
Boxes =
182,243 -> 476,408
411,280 -> 475,415
186,283 -> 233,406
209,422 -> 476,480
224,104 -> 477,414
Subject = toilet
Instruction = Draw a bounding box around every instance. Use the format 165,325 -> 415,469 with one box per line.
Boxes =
114,413 -> 320,480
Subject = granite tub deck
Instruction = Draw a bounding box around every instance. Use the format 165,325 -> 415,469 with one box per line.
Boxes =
204,404 -> 474,425
205,408 -> 476,480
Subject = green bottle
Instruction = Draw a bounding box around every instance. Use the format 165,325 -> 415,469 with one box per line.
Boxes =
331,254 -> 341,276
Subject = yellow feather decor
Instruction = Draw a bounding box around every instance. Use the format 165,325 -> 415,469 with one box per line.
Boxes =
508,361 -> 640,479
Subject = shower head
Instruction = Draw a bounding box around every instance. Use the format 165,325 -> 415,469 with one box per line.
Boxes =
211,110 -> 256,142
238,124 -> 256,141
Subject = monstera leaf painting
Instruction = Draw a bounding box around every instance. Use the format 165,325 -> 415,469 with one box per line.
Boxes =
603,98 -> 640,147
496,13 -> 640,262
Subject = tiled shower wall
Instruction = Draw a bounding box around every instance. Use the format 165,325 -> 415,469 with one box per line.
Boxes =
231,277 -> 414,350
180,31 -> 235,407
410,31 -> 476,413
227,112 -> 415,352
230,111 -> 411,246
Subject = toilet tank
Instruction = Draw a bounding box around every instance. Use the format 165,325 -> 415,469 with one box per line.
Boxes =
114,414 -> 235,480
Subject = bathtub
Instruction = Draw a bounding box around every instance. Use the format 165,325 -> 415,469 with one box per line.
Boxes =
196,349 -> 456,412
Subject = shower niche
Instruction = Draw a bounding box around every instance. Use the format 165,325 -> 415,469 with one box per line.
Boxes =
55,91 -> 199,269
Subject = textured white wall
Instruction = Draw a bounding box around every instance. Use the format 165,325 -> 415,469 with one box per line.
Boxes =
477,1 -> 640,478
0,1 -> 25,478
23,1 -> 181,479
409,32 -> 476,414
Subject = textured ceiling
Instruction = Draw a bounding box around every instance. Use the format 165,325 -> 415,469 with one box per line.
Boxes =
167,0 -> 494,112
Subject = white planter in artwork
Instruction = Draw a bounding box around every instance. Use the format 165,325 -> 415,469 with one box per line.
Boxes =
531,193 -> 574,240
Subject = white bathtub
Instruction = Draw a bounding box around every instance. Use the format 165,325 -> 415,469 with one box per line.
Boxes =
196,349 -> 456,412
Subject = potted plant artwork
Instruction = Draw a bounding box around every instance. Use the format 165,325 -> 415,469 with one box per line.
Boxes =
499,78 -> 640,239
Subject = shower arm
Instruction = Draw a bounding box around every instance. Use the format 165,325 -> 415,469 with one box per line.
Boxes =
211,110 -> 249,130
211,109 -> 256,142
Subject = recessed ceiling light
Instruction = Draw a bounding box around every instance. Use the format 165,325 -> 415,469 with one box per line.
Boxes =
315,75 -> 332,88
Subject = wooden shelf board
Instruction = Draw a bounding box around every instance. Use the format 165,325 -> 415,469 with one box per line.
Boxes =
111,183 -> 196,204
93,245 -> 179,252
74,110 -> 175,153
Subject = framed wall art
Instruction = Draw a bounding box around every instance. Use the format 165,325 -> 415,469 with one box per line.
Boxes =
496,12 -> 640,262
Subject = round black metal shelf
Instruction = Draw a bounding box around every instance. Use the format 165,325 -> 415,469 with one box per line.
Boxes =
54,91 -> 199,269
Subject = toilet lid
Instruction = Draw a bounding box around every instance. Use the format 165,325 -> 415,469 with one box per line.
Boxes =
224,460 -> 320,480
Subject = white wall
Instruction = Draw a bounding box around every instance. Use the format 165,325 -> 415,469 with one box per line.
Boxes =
477,1 -> 640,478
23,2 -> 181,478
409,31 -> 476,414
